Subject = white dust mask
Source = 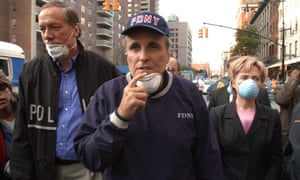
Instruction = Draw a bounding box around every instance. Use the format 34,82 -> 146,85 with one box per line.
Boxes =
45,27 -> 76,61
45,44 -> 70,61
136,73 -> 162,94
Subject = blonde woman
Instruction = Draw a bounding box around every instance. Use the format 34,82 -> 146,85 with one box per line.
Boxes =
210,56 -> 282,180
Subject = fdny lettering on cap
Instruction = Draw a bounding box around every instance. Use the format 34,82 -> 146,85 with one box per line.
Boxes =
130,14 -> 160,27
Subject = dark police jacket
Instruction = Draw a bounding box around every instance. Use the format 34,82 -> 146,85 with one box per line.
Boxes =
9,41 -> 121,180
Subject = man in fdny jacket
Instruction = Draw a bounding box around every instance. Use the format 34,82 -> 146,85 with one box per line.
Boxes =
74,11 -> 223,180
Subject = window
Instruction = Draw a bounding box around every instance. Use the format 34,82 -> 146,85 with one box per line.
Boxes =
81,5 -> 85,13
289,43 -> 292,59
0,59 -> 10,76
11,3 -> 16,12
11,19 -> 16,28
87,21 -> 92,27
11,34 -> 16,43
81,17 -> 85,25
87,9 -> 92,15
295,41 -> 298,57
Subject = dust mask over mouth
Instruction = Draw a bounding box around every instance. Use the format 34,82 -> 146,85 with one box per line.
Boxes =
136,73 -> 162,94
45,28 -> 76,61
238,79 -> 259,100
45,44 -> 70,61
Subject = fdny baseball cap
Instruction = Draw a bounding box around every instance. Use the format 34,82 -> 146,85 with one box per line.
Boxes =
121,11 -> 170,37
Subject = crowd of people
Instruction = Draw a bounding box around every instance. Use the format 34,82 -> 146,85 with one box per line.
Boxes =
1,1 -> 300,180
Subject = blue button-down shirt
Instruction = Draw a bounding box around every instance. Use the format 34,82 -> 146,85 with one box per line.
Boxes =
54,53 -> 82,160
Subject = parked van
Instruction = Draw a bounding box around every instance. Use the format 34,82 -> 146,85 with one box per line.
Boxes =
0,41 -> 26,92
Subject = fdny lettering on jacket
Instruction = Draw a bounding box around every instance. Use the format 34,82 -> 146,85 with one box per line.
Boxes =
177,113 -> 194,119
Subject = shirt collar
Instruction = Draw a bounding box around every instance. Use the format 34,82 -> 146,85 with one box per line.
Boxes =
52,51 -> 79,72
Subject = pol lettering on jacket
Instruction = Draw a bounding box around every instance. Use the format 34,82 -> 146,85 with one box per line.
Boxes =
29,104 -> 54,123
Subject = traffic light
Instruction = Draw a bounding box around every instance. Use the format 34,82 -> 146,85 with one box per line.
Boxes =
204,27 -> 208,38
103,0 -> 110,11
113,0 -> 119,11
198,28 -> 203,38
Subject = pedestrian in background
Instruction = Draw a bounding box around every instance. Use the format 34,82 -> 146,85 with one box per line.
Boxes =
286,102 -> 300,180
208,55 -> 270,111
210,56 -> 282,180
10,2 -> 121,180
166,56 -> 181,76
74,11 -> 223,180
274,65 -> 300,178
0,71 -> 17,179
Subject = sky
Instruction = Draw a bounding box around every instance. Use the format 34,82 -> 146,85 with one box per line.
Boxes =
159,0 -> 240,70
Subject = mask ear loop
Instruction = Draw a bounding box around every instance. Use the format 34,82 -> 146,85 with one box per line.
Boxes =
64,26 -> 78,50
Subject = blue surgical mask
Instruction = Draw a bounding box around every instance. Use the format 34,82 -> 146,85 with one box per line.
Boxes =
238,79 -> 259,100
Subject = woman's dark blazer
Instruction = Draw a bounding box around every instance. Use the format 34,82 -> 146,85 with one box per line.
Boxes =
209,102 -> 283,180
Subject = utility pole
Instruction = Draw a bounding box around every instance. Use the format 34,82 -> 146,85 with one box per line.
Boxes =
281,0 -> 286,82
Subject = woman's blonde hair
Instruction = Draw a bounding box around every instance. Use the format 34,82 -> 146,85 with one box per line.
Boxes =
231,56 -> 266,82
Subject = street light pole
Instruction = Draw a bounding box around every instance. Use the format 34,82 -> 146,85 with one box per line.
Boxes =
281,0 -> 285,82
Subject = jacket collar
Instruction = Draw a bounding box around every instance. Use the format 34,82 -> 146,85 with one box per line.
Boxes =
224,102 -> 269,139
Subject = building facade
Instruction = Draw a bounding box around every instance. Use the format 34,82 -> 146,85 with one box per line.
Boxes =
167,15 -> 192,68
250,0 -> 279,66
237,0 -> 261,29
248,0 -> 300,80
0,0 -> 159,65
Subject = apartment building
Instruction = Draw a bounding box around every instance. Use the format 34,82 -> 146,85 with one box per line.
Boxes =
0,0 -> 38,60
250,0 -> 279,65
167,15 -> 192,68
249,0 -> 300,80
278,0 -> 300,64
0,0 -> 160,65
237,0 -> 260,29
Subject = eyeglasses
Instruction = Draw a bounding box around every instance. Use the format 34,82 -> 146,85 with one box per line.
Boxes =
0,83 -> 8,91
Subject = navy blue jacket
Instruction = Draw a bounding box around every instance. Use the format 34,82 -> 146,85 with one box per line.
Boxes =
75,72 -> 223,180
